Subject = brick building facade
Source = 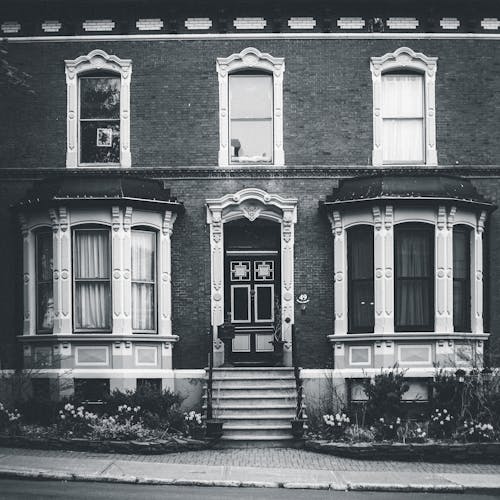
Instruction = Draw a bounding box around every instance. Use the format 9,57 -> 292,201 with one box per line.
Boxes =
0,0 -> 499,440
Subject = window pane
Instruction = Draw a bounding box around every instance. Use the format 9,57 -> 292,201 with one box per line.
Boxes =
75,282 -> 111,329
37,283 -> 54,331
382,119 -> 424,163
132,231 -> 155,281
37,233 -> 53,282
348,226 -> 374,332
80,77 -> 120,119
230,119 -> 273,161
80,121 -> 120,164
74,231 -> 109,279
453,227 -> 471,332
229,74 -> 273,119
382,74 -> 423,118
395,226 -> 434,331
132,283 -> 155,331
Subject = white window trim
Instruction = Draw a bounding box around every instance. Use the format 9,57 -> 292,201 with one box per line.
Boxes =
216,47 -> 285,167
370,47 -> 438,166
65,49 -> 132,168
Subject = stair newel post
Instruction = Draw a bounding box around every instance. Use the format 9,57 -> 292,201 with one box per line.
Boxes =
207,328 -> 214,421
291,325 -> 306,437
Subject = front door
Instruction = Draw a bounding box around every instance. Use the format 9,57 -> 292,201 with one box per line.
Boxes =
225,254 -> 279,364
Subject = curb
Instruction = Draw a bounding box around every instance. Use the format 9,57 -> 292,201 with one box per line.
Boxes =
1,468 -> 499,493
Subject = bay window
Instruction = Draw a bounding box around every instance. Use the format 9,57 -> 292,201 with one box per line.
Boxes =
395,224 -> 434,332
132,230 -> 156,332
73,228 -> 111,331
36,231 -> 53,333
347,226 -> 374,333
453,226 -> 472,332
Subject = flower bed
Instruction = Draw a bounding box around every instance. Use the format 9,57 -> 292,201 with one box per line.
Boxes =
305,439 -> 500,463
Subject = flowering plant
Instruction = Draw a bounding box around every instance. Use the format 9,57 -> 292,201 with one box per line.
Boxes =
57,403 -> 98,437
322,412 -> 350,440
371,416 -> 402,441
458,419 -> 496,442
0,402 -> 21,435
428,408 -> 455,439
184,411 -> 204,438
89,415 -> 151,441
116,404 -> 142,424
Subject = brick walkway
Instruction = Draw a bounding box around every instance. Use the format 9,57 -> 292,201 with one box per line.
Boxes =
2,446 -> 500,474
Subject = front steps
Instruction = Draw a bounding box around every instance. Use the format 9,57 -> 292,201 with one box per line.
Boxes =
205,367 -> 302,447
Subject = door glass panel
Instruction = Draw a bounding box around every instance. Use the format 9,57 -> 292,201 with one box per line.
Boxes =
232,286 -> 250,322
256,285 -> 273,321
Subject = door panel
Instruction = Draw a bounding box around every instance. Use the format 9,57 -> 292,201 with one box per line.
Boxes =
231,285 -> 251,323
232,333 -> 251,352
255,284 -> 274,322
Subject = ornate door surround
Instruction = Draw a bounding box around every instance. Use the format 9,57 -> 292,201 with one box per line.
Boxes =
206,188 -> 297,367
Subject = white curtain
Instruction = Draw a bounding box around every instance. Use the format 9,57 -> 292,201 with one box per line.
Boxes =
74,230 -> 110,330
382,74 -> 424,163
132,231 -> 155,331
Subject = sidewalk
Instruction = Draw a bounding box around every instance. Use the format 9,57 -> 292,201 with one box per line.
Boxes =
1,446 -> 500,493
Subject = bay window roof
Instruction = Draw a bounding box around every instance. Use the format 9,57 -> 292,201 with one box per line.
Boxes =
321,175 -> 495,210
16,175 -> 184,212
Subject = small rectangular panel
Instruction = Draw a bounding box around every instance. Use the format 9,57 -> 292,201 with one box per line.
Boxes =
136,19 -> 164,31
440,18 -> 460,30
136,346 -> 158,366
455,343 -> 473,365
254,260 -> 274,281
398,345 -> 432,365
34,347 -> 52,367
255,284 -> 274,322
288,17 -> 316,30
255,333 -> 274,352
185,18 -> 212,30
349,346 -> 371,366
75,346 -> 109,365
337,17 -> 365,30
231,285 -> 251,323
387,17 -> 419,30
231,261 -> 251,281
83,20 -> 115,31
42,20 -> 62,33
233,17 -> 267,30
232,334 -> 251,352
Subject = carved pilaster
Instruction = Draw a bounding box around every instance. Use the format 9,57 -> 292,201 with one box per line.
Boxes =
436,205 -> 452,332
19,214 -> 35,335
210,210 -> 224,334
472,211 -> 486,333
51,207 -> 72,334
330,211 -> 347,335
383,206 -> 394,332
373,207 -> 384,333
281,208 -> 296,359
158,210 -> 177,336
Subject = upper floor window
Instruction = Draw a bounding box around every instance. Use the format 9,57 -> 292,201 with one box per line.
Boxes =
65,50 -> 132,168
73,228 -> 111,332
36,231 -> 53,333
371,47 -> 437,166
229,72 -> 273,163
395,223 -> 434,332
217,47 -> 285,167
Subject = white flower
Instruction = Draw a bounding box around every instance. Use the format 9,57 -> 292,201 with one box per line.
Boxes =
443,409 -> 447,414
389,425 -> 393,429
379,418 -> 384,423
445,415 -> 450,421
440,421 -> 444,425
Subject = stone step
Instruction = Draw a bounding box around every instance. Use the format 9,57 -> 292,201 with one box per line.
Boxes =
215,408 -> 296,419
212,379 -> 296,388
207,388 -> 297,398
221,428 -> 293,439
223,422 -> 292,430
212,369 -> 295,380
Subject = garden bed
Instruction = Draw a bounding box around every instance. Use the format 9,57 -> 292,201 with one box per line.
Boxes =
0,433 -> 211,455
305,439 -> 500,463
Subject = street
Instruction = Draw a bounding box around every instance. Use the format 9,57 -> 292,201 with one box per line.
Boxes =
0,480 -> 497,500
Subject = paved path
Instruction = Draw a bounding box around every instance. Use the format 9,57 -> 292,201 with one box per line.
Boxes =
1,446 -> 499,493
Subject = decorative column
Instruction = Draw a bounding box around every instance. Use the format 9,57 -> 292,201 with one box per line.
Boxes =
158,210 -> 177,336
50,207 -> 72,334
19,215 -> 35,336
435,206 -> 453,333
281,207 -> 296,366
330,211 -> 347,335
446,207 -> 456,332
111,206 -> 132,334
472,211 -> 486,334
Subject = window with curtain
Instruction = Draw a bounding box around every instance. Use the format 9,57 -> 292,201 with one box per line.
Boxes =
347,226 -> 374,333
229,72 -> 273,164
382,72 -> 424,164
73,229 -> 111,331
453,226 -> 471,332
36,231 -> 54,333
79,74 -> 120,164
395,224 -> 434,331
132,230 -> 156,332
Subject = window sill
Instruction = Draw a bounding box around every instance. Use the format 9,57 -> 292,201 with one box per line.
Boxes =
328,331 -> 489,343
69,164 -> 125,169
17,333 -> 179,343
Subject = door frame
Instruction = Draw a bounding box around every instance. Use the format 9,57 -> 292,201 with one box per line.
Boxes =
206,188 -> 297,367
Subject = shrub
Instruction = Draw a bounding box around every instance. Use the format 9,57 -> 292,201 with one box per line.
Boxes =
57,403 -> 98,437
361,368 -> 409,427
0,402 -> 21,435
371,416 -> 403,441
18,398 -> 60,426
457,419 -> 496,443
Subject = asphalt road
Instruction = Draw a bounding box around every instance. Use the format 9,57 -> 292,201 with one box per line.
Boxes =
0,480 -> 498,500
